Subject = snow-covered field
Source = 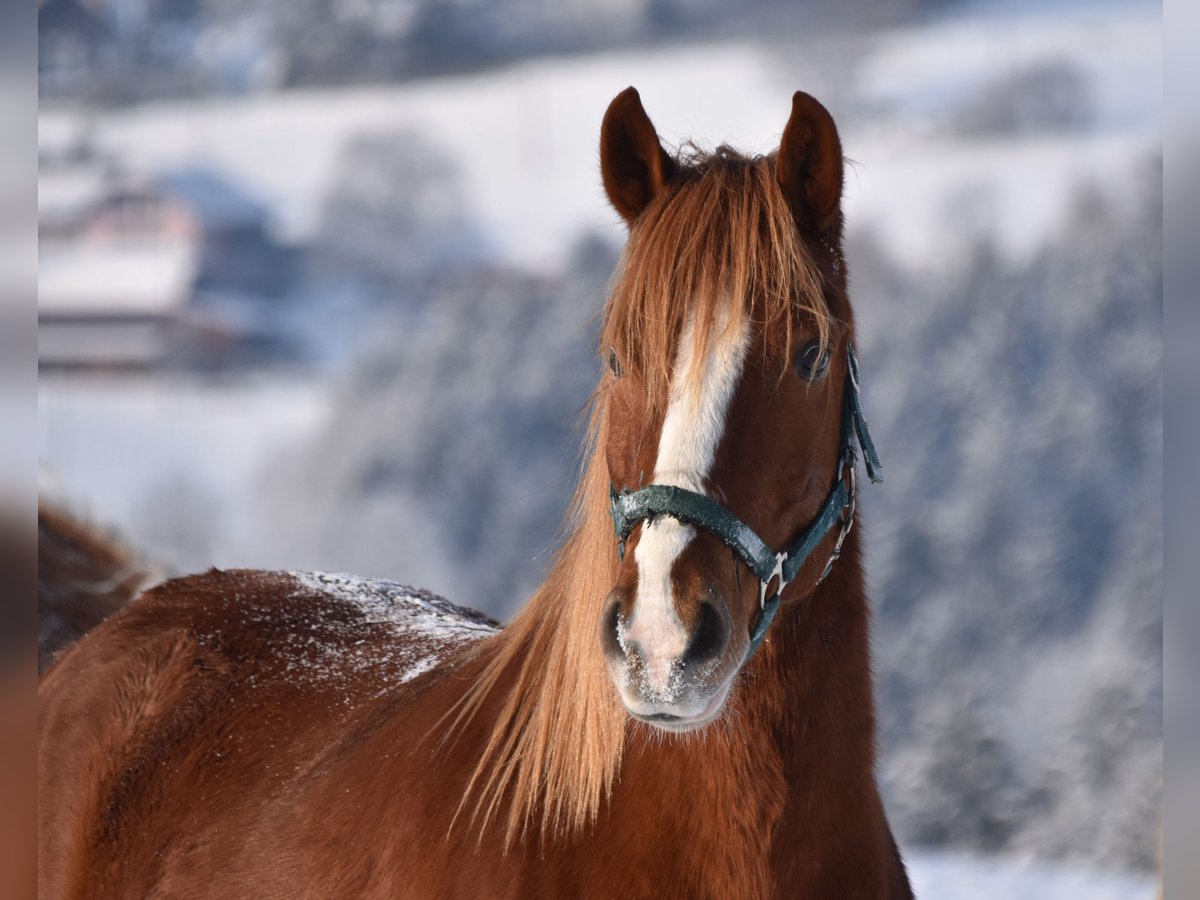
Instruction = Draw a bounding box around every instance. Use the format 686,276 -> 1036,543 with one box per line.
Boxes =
38,376 -> 330,572
906,849 -> 1158,899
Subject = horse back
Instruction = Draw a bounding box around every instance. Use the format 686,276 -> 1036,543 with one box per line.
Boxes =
38,569 -> 497,899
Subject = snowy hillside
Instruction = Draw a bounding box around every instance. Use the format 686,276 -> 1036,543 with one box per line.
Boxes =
906,848 -> 1158,899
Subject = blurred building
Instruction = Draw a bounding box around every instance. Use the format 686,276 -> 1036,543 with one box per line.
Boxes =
39,237 -> 198,371
39,133 -> 299,371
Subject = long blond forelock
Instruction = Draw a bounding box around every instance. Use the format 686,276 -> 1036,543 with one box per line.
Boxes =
603,147 -> 831,410
444,145 -> 832,849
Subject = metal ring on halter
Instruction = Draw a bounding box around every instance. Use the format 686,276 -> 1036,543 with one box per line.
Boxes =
760,552 -> 788,609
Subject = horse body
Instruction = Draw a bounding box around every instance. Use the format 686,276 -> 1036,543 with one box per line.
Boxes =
41,552 -> 905,898
40,88 -> 914,898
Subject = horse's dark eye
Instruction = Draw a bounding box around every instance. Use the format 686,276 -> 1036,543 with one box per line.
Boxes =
608,347 -> 622,378
794,341 -> 830,381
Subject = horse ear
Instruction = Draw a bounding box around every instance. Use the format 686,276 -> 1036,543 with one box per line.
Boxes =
600,87 -> 676,223
776,91 -> 844,236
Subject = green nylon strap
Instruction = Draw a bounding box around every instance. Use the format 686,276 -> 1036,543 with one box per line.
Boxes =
848,346 -> 883,484
609,474 -> 852,591
749,472 -> 852,655
778,476 -> 851,586
610,467 -> 852,657
751,593 -> 782,656
610,484 -> 780,583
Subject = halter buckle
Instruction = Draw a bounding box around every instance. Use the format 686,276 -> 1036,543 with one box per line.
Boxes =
760,551 -> 788,609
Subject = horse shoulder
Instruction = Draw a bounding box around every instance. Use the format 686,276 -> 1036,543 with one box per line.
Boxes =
39,582 -> 234,898
39,568 -> 499,898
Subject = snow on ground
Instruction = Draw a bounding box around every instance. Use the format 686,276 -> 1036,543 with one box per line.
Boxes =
39,1 -> 1160,271
905,849 -> 1158,899
38,375 -> 330,572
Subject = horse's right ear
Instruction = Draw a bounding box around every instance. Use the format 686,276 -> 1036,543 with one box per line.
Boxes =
600,87 -> 675,224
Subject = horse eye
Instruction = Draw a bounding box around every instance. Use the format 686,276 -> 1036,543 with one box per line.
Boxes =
608,347 -> 622,378
794,341 -> 830,381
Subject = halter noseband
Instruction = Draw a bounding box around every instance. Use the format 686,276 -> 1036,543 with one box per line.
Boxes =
609,345 -> 883,659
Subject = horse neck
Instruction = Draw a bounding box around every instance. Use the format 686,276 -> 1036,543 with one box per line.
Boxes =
615,516 -> 879,764
635,522 -> 883,836
758,524 -> 907,892
607,523 -> 898,894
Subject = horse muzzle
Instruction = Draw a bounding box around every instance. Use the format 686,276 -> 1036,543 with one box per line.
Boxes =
600,586 -> 742,732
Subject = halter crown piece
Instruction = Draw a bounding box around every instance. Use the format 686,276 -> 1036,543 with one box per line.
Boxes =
609,345 -> 883,659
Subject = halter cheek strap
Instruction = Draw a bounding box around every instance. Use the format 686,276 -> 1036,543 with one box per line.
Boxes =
609,345 -> 883,660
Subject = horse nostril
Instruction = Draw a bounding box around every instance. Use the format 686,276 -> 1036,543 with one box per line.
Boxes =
600,591 -> 625,662
683,599 -> 730,669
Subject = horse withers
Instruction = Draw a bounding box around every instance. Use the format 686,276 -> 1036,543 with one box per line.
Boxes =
39,89 -> 913,899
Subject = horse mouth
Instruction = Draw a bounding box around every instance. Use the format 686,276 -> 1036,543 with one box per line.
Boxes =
624,671 -> 736,733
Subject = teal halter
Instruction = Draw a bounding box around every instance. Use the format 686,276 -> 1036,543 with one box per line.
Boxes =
609,345 -> 883,659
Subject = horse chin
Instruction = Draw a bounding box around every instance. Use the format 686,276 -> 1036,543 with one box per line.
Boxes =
620,668 -> 738,734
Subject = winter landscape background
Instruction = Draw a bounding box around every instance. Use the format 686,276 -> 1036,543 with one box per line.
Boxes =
38,0 -> 1162,894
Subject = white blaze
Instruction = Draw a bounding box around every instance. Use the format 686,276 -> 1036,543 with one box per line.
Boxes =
626,311 -> 750,696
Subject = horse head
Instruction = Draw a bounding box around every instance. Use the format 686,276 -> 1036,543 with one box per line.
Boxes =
596,88 -> 864,732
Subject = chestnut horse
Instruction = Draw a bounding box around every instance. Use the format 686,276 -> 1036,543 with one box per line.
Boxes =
39,89 -> 913,898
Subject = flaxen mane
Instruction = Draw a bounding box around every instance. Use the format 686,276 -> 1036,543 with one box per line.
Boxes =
605,146 -> 834,406
449,146 -> 836,844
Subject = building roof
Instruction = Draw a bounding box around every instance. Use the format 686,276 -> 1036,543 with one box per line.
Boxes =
155,167 -> 267,232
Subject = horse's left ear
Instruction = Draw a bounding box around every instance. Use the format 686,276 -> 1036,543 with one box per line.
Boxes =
777,91 -> 844,237
600,87 -> 676,224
